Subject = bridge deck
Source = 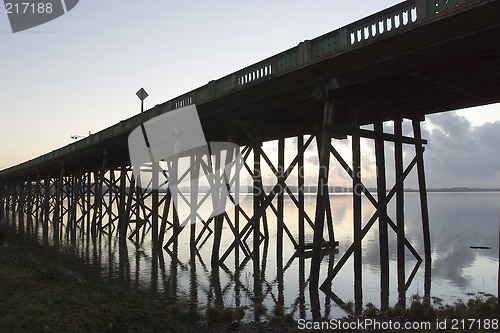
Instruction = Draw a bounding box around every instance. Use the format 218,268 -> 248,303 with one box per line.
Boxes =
1,0 -> 499,178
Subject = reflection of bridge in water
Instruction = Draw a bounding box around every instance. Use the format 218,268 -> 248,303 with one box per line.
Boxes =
1,0 -> 499,319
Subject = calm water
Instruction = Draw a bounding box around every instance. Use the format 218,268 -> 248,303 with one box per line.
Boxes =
3,192 -> 500,320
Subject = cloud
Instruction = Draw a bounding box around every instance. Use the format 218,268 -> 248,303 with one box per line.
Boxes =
422,113 -> 500,188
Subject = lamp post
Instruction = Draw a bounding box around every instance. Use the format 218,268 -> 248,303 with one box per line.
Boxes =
135,87 -> 154,165
136,87 -> 149,123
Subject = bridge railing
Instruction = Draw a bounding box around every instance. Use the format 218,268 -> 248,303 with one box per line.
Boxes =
0,0 -> 482,178
346,2 -> 418,46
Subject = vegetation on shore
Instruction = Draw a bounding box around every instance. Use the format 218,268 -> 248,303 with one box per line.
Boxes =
1,244 -> 499,332
0,245 -> 178,332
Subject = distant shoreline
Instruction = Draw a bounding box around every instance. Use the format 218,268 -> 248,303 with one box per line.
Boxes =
169,186 -> 500,194
262,186 -> 500,194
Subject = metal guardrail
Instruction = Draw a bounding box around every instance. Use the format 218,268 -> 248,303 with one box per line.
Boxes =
0,0 -> 481,178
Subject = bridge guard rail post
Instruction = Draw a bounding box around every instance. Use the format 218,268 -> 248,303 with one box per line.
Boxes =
310,99 -> 334,319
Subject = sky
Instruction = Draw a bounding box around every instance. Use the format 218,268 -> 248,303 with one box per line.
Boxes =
1,0 -> 499,188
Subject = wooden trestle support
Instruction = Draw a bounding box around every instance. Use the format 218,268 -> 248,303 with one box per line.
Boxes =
0,102 -> 431,316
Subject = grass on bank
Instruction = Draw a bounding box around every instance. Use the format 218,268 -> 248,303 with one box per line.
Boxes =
2,244 -> 500,333
0,245 -> 178,333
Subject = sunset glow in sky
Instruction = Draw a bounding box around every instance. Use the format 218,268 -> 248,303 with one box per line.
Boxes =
1,1 -> 499,188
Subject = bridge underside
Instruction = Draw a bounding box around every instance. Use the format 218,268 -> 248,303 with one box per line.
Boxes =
201,0 -> 500,145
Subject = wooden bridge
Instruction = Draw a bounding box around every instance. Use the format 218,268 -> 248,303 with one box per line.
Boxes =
1,0 -> 499,316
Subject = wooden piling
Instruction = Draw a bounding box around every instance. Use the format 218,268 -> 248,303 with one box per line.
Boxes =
253,140 -> 262,266
19,180 -> 25,220
190,155 -> 199,251
33,174 -> 41,230
395,119 -> 405,306
43,173 -> 51,243
352,123 -> 363,314
211,152 -> 224,265
298,135 -> 305,249
374,121 -> 389,311
119,163 -> 127,243
277,138 -> 285,256
413,118 -> 432,304
0,182 -> 4,220
12,181 -> 18,218
310,100 -> 334,293
53,167 -> 65,244
26,178 -> 33,232
412,119 -> 431,263
152,161 -> 159,248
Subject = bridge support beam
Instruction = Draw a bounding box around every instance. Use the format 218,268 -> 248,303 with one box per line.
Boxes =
310,100 -> 334,317
375,121 -> 389,311
395,118 -> 406,306
413,118 -> 432,304
352,120 -> 363,314
320,116 -> 429,316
